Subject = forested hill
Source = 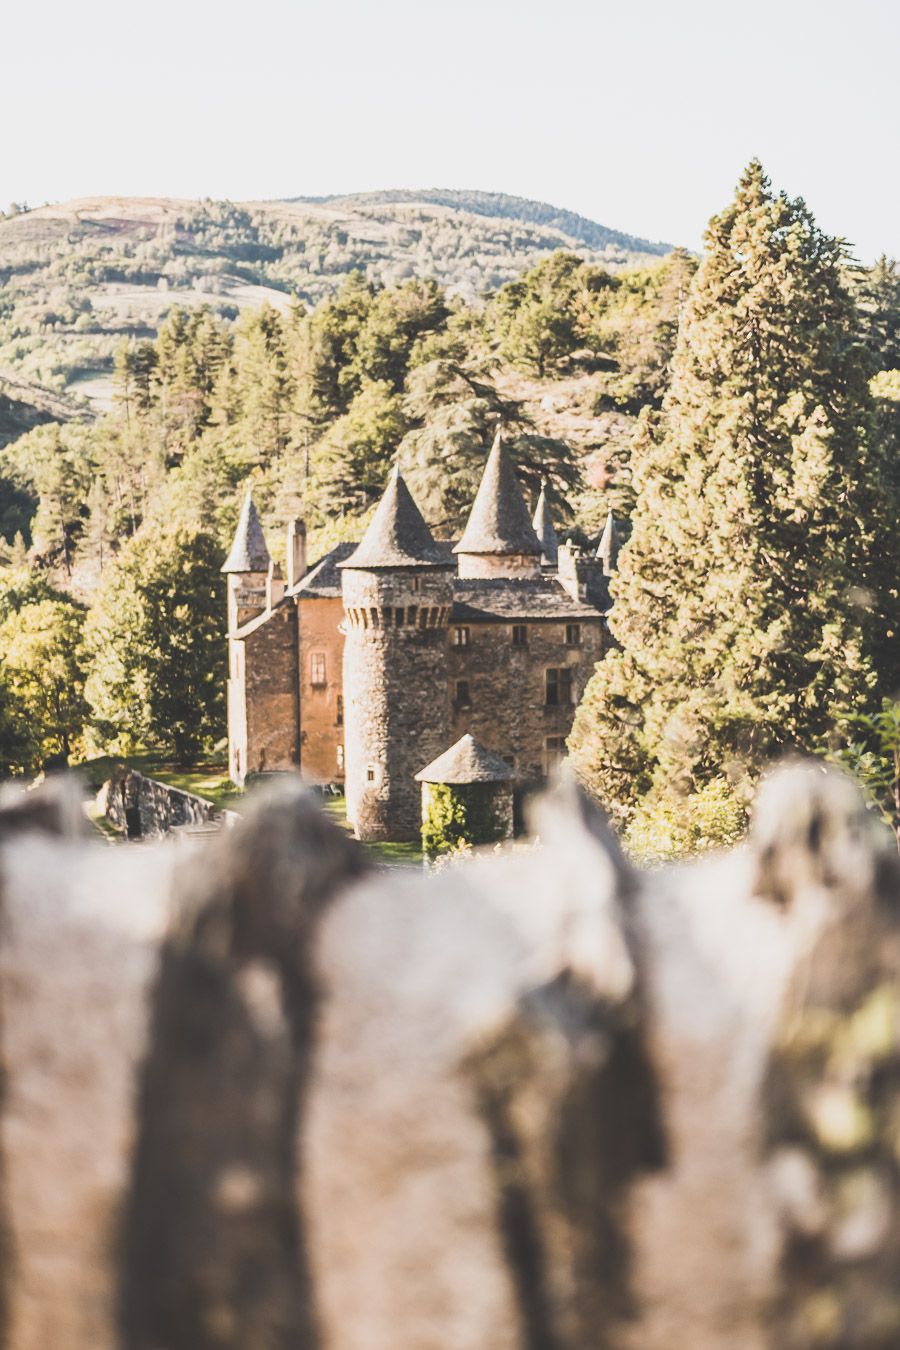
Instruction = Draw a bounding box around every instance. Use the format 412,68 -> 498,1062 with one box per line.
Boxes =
288,189 -> 671,258
0,192 -> 669,432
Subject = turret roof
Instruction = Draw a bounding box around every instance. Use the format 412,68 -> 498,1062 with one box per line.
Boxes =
532,483 -> 559,565
596,510 -> 621,575
221,490 -> 272,573
453,431 -> 542,558
415,733 -> 514,785
339,466 -> 452,570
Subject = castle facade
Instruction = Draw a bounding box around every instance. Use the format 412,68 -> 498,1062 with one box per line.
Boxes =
223,434 -> 616,841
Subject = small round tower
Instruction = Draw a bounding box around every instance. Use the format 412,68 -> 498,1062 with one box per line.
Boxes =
339,467 -> 455,841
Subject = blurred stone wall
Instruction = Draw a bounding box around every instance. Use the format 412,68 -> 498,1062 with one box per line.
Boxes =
0,764 -> 898,1349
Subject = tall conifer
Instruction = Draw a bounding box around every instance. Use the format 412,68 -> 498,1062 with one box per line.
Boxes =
570,162 -> 883,818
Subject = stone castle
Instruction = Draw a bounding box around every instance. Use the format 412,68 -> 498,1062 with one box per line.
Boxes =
223,433 -> 618,840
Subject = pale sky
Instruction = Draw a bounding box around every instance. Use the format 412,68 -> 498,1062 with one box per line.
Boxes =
4,0 -> 898,261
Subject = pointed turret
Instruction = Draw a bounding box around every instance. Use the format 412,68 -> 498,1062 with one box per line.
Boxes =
532,481 -> 559,567
596,510 -> 620,576
340,465 -> 451,570
453,431 -> 542,579
221,490 -> 271,574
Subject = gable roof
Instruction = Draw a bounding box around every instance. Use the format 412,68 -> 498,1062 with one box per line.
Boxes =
289,542 -> 356,597
453,431 -> 542,558
221,490 -> 272,574
532,483 -> 559,565
415,733 -> 514,784
339,466 -> 453,570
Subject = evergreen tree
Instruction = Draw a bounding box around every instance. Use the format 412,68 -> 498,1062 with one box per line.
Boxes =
570,162 -> 882,820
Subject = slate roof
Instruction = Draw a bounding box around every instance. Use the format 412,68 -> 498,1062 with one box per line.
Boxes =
454,431 -> 542,558
415,733 -> 514,785
452,578 -> 605,622
339,466 -> 454,570
596,511 -> 621,575
221,491 -> 272,574
289,542 -> 357,598
532,484 -> 559,566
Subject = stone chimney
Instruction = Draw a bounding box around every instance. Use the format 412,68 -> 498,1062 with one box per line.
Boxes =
287,519 -> 307,589
557,540 -> 604,603
266,561 -> 284,611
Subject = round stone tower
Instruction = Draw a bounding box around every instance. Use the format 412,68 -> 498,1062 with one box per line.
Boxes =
339,467 -> 455,842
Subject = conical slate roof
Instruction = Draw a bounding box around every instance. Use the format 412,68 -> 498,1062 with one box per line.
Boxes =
596,510 -> 620,575
415,734 -> 514,784
453,431 -> 542,558
339,465 -> 451,570
221,490 -> 272,573
532,482 -> 559,566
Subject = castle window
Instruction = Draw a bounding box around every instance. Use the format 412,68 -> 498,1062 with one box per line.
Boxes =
383,606 -> 393,626
336,694 -> 343,727
366,764 -> 377,783
453,626 -> 470,647
411,576 -> 420,593
544,736 -> 567,773
407,606 -> 417,626
565,623 -> 582,647
395,607 -> 404,627
337,744 -> 344,772
512,624 -> 527,647
545,667 -> 573,706
455,679 -> 471,708
310,653 -> 326,687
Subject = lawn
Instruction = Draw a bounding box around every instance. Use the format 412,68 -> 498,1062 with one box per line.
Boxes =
77,751 -> 423,865
75,750 -> 244,812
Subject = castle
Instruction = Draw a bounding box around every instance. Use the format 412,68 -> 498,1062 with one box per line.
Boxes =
223,433 -> 618,841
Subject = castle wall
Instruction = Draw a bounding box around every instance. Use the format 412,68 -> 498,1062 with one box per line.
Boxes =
448,618 -> 604,784
297,597 -> 345,785
342,569 -> 453,842
242,606 -> 299,779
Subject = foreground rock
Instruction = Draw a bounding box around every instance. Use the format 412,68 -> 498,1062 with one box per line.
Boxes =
0,763 -> 897,1349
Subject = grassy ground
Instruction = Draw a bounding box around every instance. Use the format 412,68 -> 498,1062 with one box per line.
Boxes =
319,795 -> 423,867
75,750 -> 245,812
76,750 -> 423,865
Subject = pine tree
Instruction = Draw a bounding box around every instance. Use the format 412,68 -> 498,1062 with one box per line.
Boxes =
570,162 -> 883,821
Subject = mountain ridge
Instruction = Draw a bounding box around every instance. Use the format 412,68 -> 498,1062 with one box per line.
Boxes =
285,187 -> 671,257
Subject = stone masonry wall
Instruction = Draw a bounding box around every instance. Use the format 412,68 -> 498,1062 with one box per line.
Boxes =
100,768 -> 218,839
243,605 -> 299,778
342,568 -> 453,841
448,616 -> 604,784
297,597 -> 344,785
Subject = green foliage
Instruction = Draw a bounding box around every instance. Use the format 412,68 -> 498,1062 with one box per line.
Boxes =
0,597 -> 87,768
830,699 -> 900,849
85,527 -> 226,765
421,782 -> 470,857
421,782 -> 505,857
570,161 -> 888,822
624,776 -> 748,863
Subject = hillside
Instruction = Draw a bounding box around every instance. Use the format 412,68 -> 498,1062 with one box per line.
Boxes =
0,193 -> 671,416
289,189 -> 671,257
